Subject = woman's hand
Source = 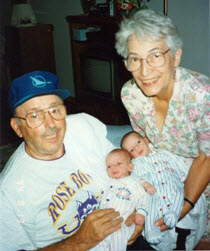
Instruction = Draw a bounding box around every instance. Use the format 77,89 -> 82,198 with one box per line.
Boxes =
126,210 -> 144,245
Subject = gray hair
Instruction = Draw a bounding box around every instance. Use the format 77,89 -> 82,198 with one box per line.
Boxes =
115,9 -> 183,58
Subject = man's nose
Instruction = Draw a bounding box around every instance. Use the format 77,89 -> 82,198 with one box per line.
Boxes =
44,112 -> 56,128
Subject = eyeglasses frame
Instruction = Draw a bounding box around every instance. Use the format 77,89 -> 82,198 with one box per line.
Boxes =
15,103 -> 66,129
124,48 -> 170,72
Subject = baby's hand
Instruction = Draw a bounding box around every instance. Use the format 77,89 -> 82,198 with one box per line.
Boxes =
146,185 -> 156,195
135,213 -> 145,225
142,181 -> 156,195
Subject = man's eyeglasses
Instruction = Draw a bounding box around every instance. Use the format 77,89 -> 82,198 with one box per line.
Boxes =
124,49 -> 170,72
15,104 -> 66,128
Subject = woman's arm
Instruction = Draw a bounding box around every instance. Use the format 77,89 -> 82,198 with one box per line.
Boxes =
126,210 -> 144,245
180,151 -> 210,219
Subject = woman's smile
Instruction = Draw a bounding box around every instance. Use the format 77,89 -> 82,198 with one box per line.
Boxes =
142,77 -> 159,86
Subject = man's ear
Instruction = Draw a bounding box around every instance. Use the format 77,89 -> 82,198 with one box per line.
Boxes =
10,118 -> 23,138
174,48 -> 182,67
128,162 -> 133,172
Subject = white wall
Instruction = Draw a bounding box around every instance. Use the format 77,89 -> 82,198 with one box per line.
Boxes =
31,0 -> 209,95
148,0 -> 209,76
168,0 -> 209,76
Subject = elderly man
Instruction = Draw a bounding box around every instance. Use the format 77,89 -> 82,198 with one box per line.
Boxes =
0,71 -> 138,250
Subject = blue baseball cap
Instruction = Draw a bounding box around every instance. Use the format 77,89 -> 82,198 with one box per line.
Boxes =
9,71 -> 72,114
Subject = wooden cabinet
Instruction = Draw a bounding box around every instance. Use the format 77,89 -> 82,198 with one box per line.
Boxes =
64,95 -> 129,125
66,15 -> 130,125
66,15 -> 121,97
6,24 -> 56,79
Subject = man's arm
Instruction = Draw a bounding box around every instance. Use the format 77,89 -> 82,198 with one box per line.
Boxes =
155,151 -> 210,231
41,209 -> 123,251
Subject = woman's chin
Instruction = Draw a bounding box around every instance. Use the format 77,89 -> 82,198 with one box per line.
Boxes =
137,83 -> 159,97
142,88 -> 159,97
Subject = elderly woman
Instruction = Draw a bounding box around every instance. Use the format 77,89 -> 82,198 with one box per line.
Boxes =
115,9 -> 209,250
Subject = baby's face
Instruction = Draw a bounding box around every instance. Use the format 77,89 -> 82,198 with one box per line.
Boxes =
106,151 -> 132,179
123,133 -> 151,158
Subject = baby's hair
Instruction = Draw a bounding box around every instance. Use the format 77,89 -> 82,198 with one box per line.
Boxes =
107,148 -> 132,162
121,131 -> 143,149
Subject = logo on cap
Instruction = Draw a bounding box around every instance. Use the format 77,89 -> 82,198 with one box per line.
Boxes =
30,75 -> 53,88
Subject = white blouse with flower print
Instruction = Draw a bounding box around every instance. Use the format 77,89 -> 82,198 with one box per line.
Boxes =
121,67 -> 210,167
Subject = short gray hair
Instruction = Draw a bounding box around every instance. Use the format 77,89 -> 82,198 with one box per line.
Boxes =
115,9 -> 183,58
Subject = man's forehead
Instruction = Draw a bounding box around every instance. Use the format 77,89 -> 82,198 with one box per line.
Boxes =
15,94 -> 62,113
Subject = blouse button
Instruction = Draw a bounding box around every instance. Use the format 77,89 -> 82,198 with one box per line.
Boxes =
162,183 -> 164,185
163,196 -> 166,199
158,171 -> 161,173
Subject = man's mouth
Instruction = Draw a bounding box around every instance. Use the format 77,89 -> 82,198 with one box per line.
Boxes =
45,132 -> 57,139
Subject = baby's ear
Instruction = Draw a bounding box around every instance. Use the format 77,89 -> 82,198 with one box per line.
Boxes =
143,137 -> 150,145
128,162 -> 133,172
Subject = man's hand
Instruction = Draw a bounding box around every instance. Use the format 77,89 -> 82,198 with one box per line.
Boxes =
42,208 -> 123,251
76,208 -> 123,249
126,210 -> 143,245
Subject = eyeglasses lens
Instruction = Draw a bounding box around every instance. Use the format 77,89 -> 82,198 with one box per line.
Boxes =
26,105 -> 66,128
126,52 -> 167,71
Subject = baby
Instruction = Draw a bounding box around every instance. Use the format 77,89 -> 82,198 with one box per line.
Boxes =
91,148 -> 151,251
121,131 -> 194,249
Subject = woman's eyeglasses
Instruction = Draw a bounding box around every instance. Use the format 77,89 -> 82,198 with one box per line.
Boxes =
124,49 -> 170,72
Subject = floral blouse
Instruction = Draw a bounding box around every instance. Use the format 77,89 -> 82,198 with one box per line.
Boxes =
121,67 -> 210,163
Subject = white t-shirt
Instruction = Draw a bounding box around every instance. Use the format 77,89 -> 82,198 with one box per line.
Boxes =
0,113 -> 113,250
